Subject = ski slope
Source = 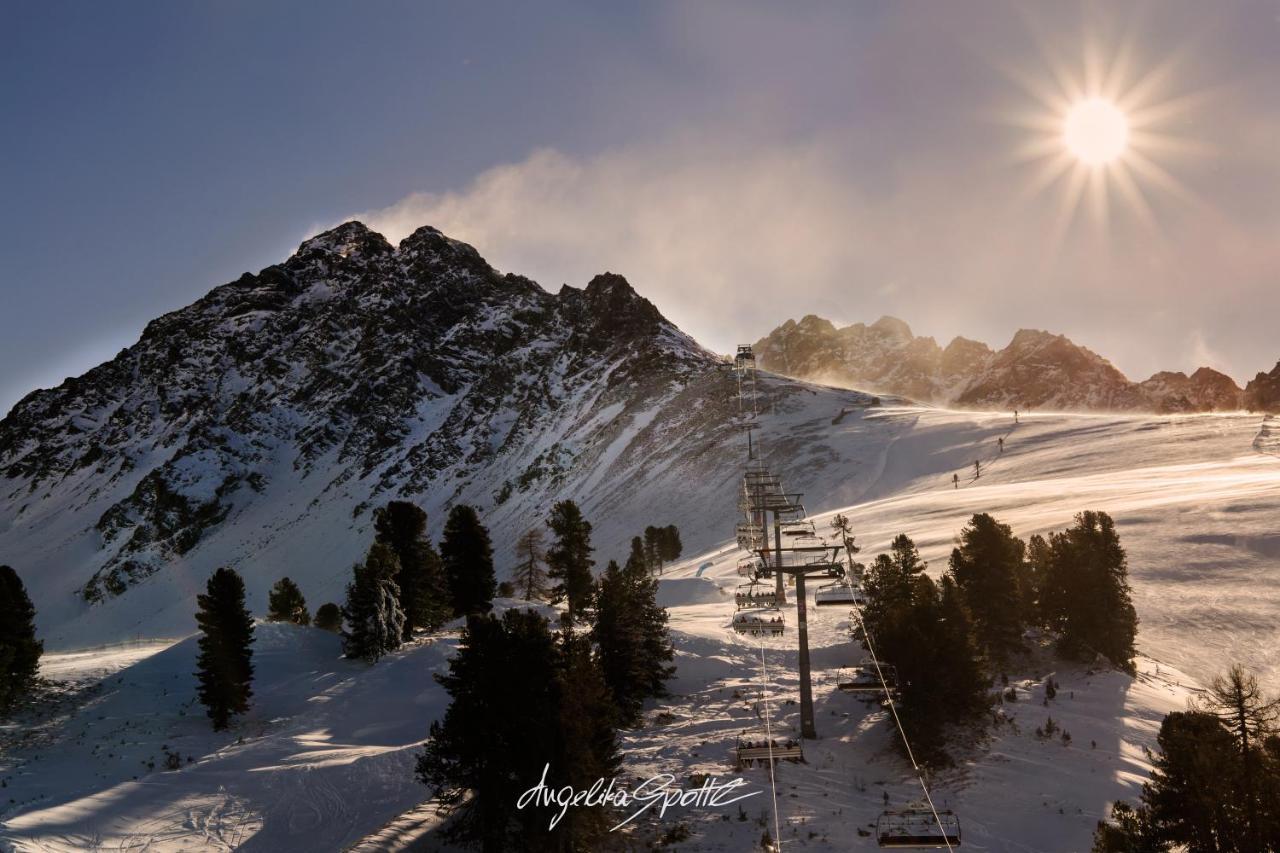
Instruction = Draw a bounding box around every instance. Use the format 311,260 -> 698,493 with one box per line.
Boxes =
3,406 -> 1276,850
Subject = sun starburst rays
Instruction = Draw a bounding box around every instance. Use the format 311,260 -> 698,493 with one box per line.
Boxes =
1004,31 -> 1207,247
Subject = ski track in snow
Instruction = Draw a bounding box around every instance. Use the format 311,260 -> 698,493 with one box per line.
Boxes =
3,407 -> 1277,850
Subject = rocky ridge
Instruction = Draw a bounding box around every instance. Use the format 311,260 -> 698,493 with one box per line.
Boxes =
754,314 -> 1271,413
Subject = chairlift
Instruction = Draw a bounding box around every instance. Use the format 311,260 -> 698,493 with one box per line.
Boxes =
732,610 -> 785,636
814,580 -> 863,607
735,582 -> 780,609
736,523 -> 764,550
736,737 -> 803,767
838,660 -> 898,693
780,520 -> 817,537
876,805 -> 961,848
737,557 -> 763,577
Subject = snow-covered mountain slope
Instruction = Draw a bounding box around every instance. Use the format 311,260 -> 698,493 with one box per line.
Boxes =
754,313 -> 1269,414
5,406 -> 1276,851
763,405 -> 1280,690
2,622 -> 455,852
0,222 -> 893,649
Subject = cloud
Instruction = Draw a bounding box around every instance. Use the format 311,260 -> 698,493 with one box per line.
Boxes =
353,138 -> 881,356
333,1 -> 1280,383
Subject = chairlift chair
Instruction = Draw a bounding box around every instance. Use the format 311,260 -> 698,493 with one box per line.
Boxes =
736,523 -> 764,550
737,557 -> 762,577
780,520 -> 817,537
735,583 -> 780,609
876,806 -> 961,848
736,737 -> 803,767
814,580 -> 861,607
731,610 -> 785,636
838,661 -> 898,693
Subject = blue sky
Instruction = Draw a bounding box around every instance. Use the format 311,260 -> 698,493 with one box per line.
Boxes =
3,1 -> 1279,413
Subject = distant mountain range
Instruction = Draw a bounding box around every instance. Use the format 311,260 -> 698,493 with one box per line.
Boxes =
754,315 -> 1280,414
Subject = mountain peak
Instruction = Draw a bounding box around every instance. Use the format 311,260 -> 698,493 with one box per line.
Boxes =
567,272 -> 666,342
583,271 -> 637,298
1007,328 -> 1063,348
397,225 -> 484,263
296,221 -> 393,259
0,227 -> 714,606
869,315 -> 913,341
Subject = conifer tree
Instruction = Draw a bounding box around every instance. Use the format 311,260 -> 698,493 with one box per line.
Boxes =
659,524 -> 683,564
552,620 -> 623,847
194,567 -> 254,730
890,532 -> 927,578
1024,533 -> 1052,622
643,525 -> 662,572
314,602 -> 342,633
593,560 -> 639,720
1041,511 -> 1138,672
418,609 -> 622,850
626,536 -> 649,574
0,565 -> 43,713
629,551 -> 676,703
1095,668 -> 1280,851
936,575 -> 988,713
831,514 -> 860,559
513,527 -> 549,601
947,513 -> 1028,663
1205,664 -> 1280,849
1090,801 -> 1155,853
440,504 -> 497,616
266,577 -> 310,626
374,501 -> 451,636
592,553 -> 675,726
416,609 -> 562,851
341,542 -> 405,662
860,538 -> 985,763
546,500 -> 595,621
862,534 -> 924,631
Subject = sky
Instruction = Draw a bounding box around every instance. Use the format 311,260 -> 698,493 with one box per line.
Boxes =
3,0 -> 1279,415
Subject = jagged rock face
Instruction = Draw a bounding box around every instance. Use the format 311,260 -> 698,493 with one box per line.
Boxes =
1244,362 -> 1280,413
1138,368 -> 1243,413
754,314 -> 948,401
957,329 -> 1146,411
755,316 -> 1253,413
0,222 -> 715,604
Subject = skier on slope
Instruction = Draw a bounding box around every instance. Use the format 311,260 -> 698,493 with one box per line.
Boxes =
952,473 -> 959,489
998,436 -> 1005,453
974,460 -> 981,479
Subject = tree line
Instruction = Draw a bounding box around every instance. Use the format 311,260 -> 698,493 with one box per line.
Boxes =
178,489 -> 684,853
855,509 -> 1139,763
1093,664 -> 1280,852
417,503 -> 678,851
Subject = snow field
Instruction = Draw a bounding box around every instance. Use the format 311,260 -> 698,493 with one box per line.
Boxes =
4,405 -> 1276,850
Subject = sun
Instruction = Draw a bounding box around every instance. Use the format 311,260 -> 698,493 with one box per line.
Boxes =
1000,27 -> 1206,241
1063,98 -> 1128,166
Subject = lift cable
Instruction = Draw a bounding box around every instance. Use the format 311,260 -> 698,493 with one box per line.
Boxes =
756,640 -> 784,850
843,543 -> 955,852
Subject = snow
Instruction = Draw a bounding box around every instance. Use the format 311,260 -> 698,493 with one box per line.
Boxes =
4,404 -> 1277,850
3,623 -> 452,852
